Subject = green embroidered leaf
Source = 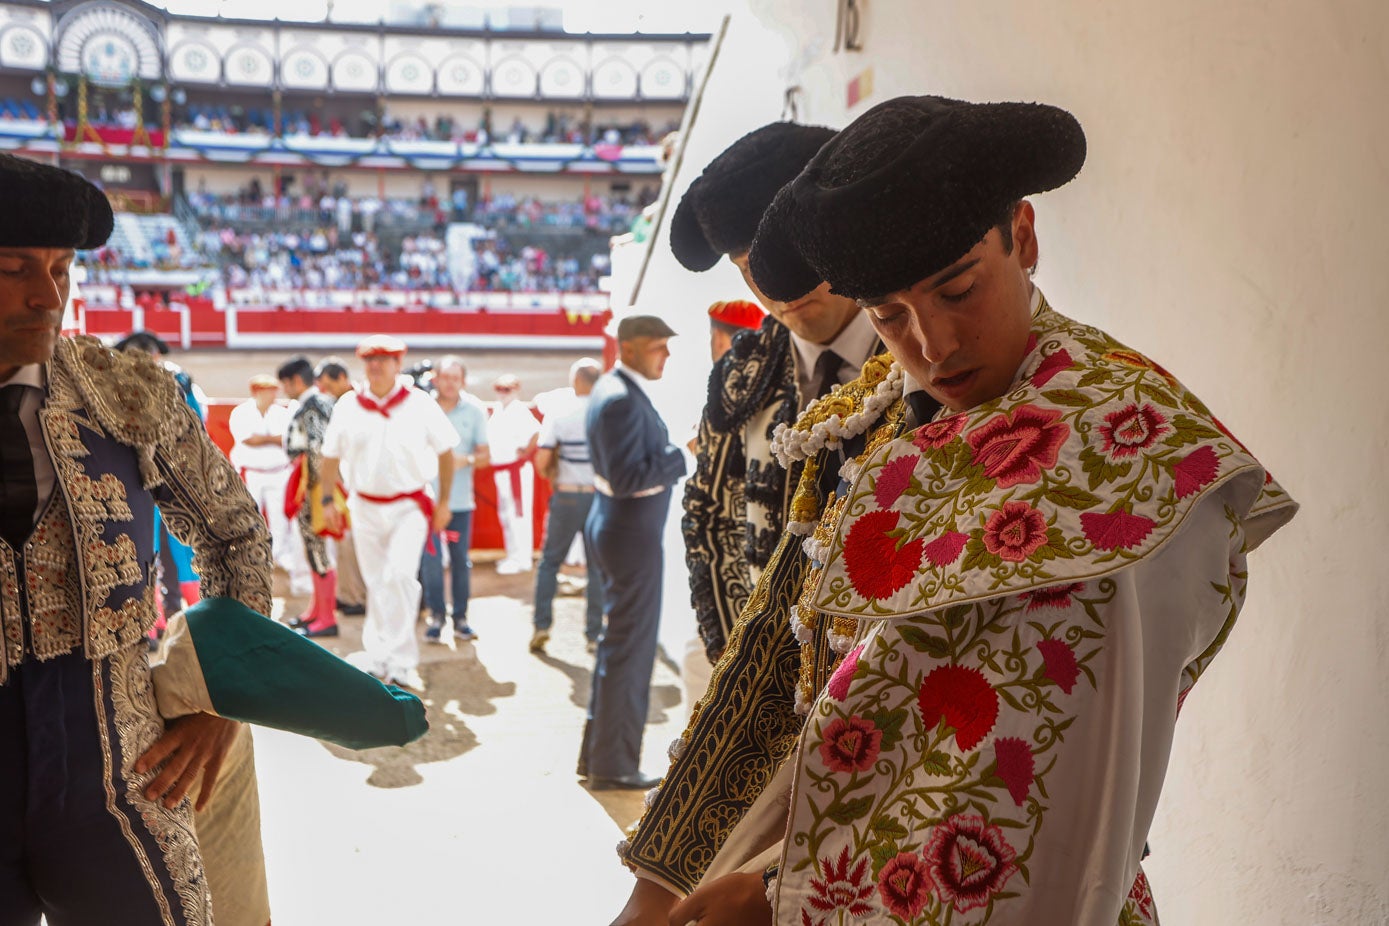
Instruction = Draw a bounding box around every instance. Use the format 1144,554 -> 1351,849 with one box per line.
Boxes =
865,708 -> 909,753
1076,368 -> 1111,389
869,840 -> 899,876
826,796 -> 873,824
960,535 -> 1001,572
1137,382 -> 1177,407
921,750 -> 952,776
1078,445 -> 1134,491
942,604 -> 971,628
1170,414 -> 1221,443
1042,388 -> 1093,407
960,469 -> 997,498
899,627 -> 951,659
870,816 -> 909,840
1044,484 -> 1102,510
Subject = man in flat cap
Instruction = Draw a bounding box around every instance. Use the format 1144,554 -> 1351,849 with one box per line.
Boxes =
609,123 -> 885,924
0,151 -> 275,923
577,315 -> 687,791
319,335 -> 459,690
673,95 -> 1297,925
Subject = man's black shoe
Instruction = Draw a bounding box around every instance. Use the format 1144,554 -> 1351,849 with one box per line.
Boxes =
336,600 -> 366,616
586,773 -> 661,792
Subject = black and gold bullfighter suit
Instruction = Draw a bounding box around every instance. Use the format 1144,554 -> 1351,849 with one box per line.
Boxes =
682,316 -> 802,660
285,385 -> 339,635
286,388 -> 336,577
1,336 -> 273,924
622,354 -> 922,893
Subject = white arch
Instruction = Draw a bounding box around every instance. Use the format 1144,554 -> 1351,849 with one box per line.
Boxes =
0,23 -> 49,71
489,54 -> 537,99
54,1 -> 161,85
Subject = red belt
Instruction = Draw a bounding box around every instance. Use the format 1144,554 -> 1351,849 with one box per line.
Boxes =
358,489 -> 438,553
490,458 -> 529,517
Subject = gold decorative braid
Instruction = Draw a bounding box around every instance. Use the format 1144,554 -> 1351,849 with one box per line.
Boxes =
99,643 -> 212,924
620,360 -> 905,891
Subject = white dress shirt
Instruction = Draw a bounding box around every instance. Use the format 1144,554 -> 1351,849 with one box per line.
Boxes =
1,364 -> 54,524
789,310 -> 879,408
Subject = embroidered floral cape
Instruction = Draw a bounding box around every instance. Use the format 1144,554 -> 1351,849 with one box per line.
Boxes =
774,302 -> 1297,925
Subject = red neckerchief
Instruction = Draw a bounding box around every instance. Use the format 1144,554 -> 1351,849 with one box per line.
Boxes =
355,384 -> 410,417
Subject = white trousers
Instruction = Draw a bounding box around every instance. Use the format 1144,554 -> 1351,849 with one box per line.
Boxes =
348,495 -> 428,677
243,467 -> 312,595
493,464 -> 534,569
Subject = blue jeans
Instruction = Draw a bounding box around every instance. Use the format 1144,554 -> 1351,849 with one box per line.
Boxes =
532,490 -> 604,642
420,510 -> 474,626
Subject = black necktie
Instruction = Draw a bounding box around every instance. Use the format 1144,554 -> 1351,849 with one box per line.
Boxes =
904,390 -> 942,428
0,384 -> 38,551
810,350 -> 843,403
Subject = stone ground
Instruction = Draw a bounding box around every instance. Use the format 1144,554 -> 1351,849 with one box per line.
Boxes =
255,556 -> 686,925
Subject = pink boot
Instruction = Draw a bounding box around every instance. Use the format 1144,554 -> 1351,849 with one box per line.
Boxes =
179,580 -> 201,607
300,570 -> 339,637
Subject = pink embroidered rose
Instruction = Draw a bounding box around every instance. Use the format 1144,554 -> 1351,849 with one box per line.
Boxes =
917,665 -> 999,752
1037,638 -> 1080,694
1081,510 -> 1156,551
982,501 -> 1050,563
993,737 -> 1036,806
818,714 -> 883,774
1021,582 -> 1085,611
843,510 -> 925,601
874,455 -> 918,509
966,405 -> 1070,488
921,814 -> 1019,913
1099,403 -> 1170,459
808,846 -> 875,918
912,414 -> 966,451
877,852 -> 934,920
924,531 -> 970,568
1031,348 -> 1074,387
1172,445 -> 1219,499
827,645 -> 864,702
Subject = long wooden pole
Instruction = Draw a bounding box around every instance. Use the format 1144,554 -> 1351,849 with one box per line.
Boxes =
624,12 -> 730,309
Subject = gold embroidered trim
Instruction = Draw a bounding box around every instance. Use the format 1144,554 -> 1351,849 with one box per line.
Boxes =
22,497 -> 83,662
100,644 -> 211,924
0,551 -> 20,681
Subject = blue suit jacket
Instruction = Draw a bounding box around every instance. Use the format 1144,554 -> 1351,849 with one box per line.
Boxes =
585,369 -> 686,498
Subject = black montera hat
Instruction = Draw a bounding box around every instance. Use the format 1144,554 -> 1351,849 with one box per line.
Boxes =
0,152 -> 114,250
748,96 -> 1086,302
670,122 -> 836,272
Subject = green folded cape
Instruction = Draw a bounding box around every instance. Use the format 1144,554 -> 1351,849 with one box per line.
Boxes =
152,597 -> 428,750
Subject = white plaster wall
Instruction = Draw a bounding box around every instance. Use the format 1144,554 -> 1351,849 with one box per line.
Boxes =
675,0 -> 1385,920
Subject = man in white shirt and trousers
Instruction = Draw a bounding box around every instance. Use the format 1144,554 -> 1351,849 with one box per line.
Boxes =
228,373 -> 310,596
487,373 -> 541,574
319,336 -> 458,690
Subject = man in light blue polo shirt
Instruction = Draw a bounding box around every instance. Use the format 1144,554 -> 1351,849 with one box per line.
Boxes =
529,358 -> 604,654
421,356 -> 490,642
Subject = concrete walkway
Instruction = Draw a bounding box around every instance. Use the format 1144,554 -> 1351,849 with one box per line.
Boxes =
256,564 -> 687,924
